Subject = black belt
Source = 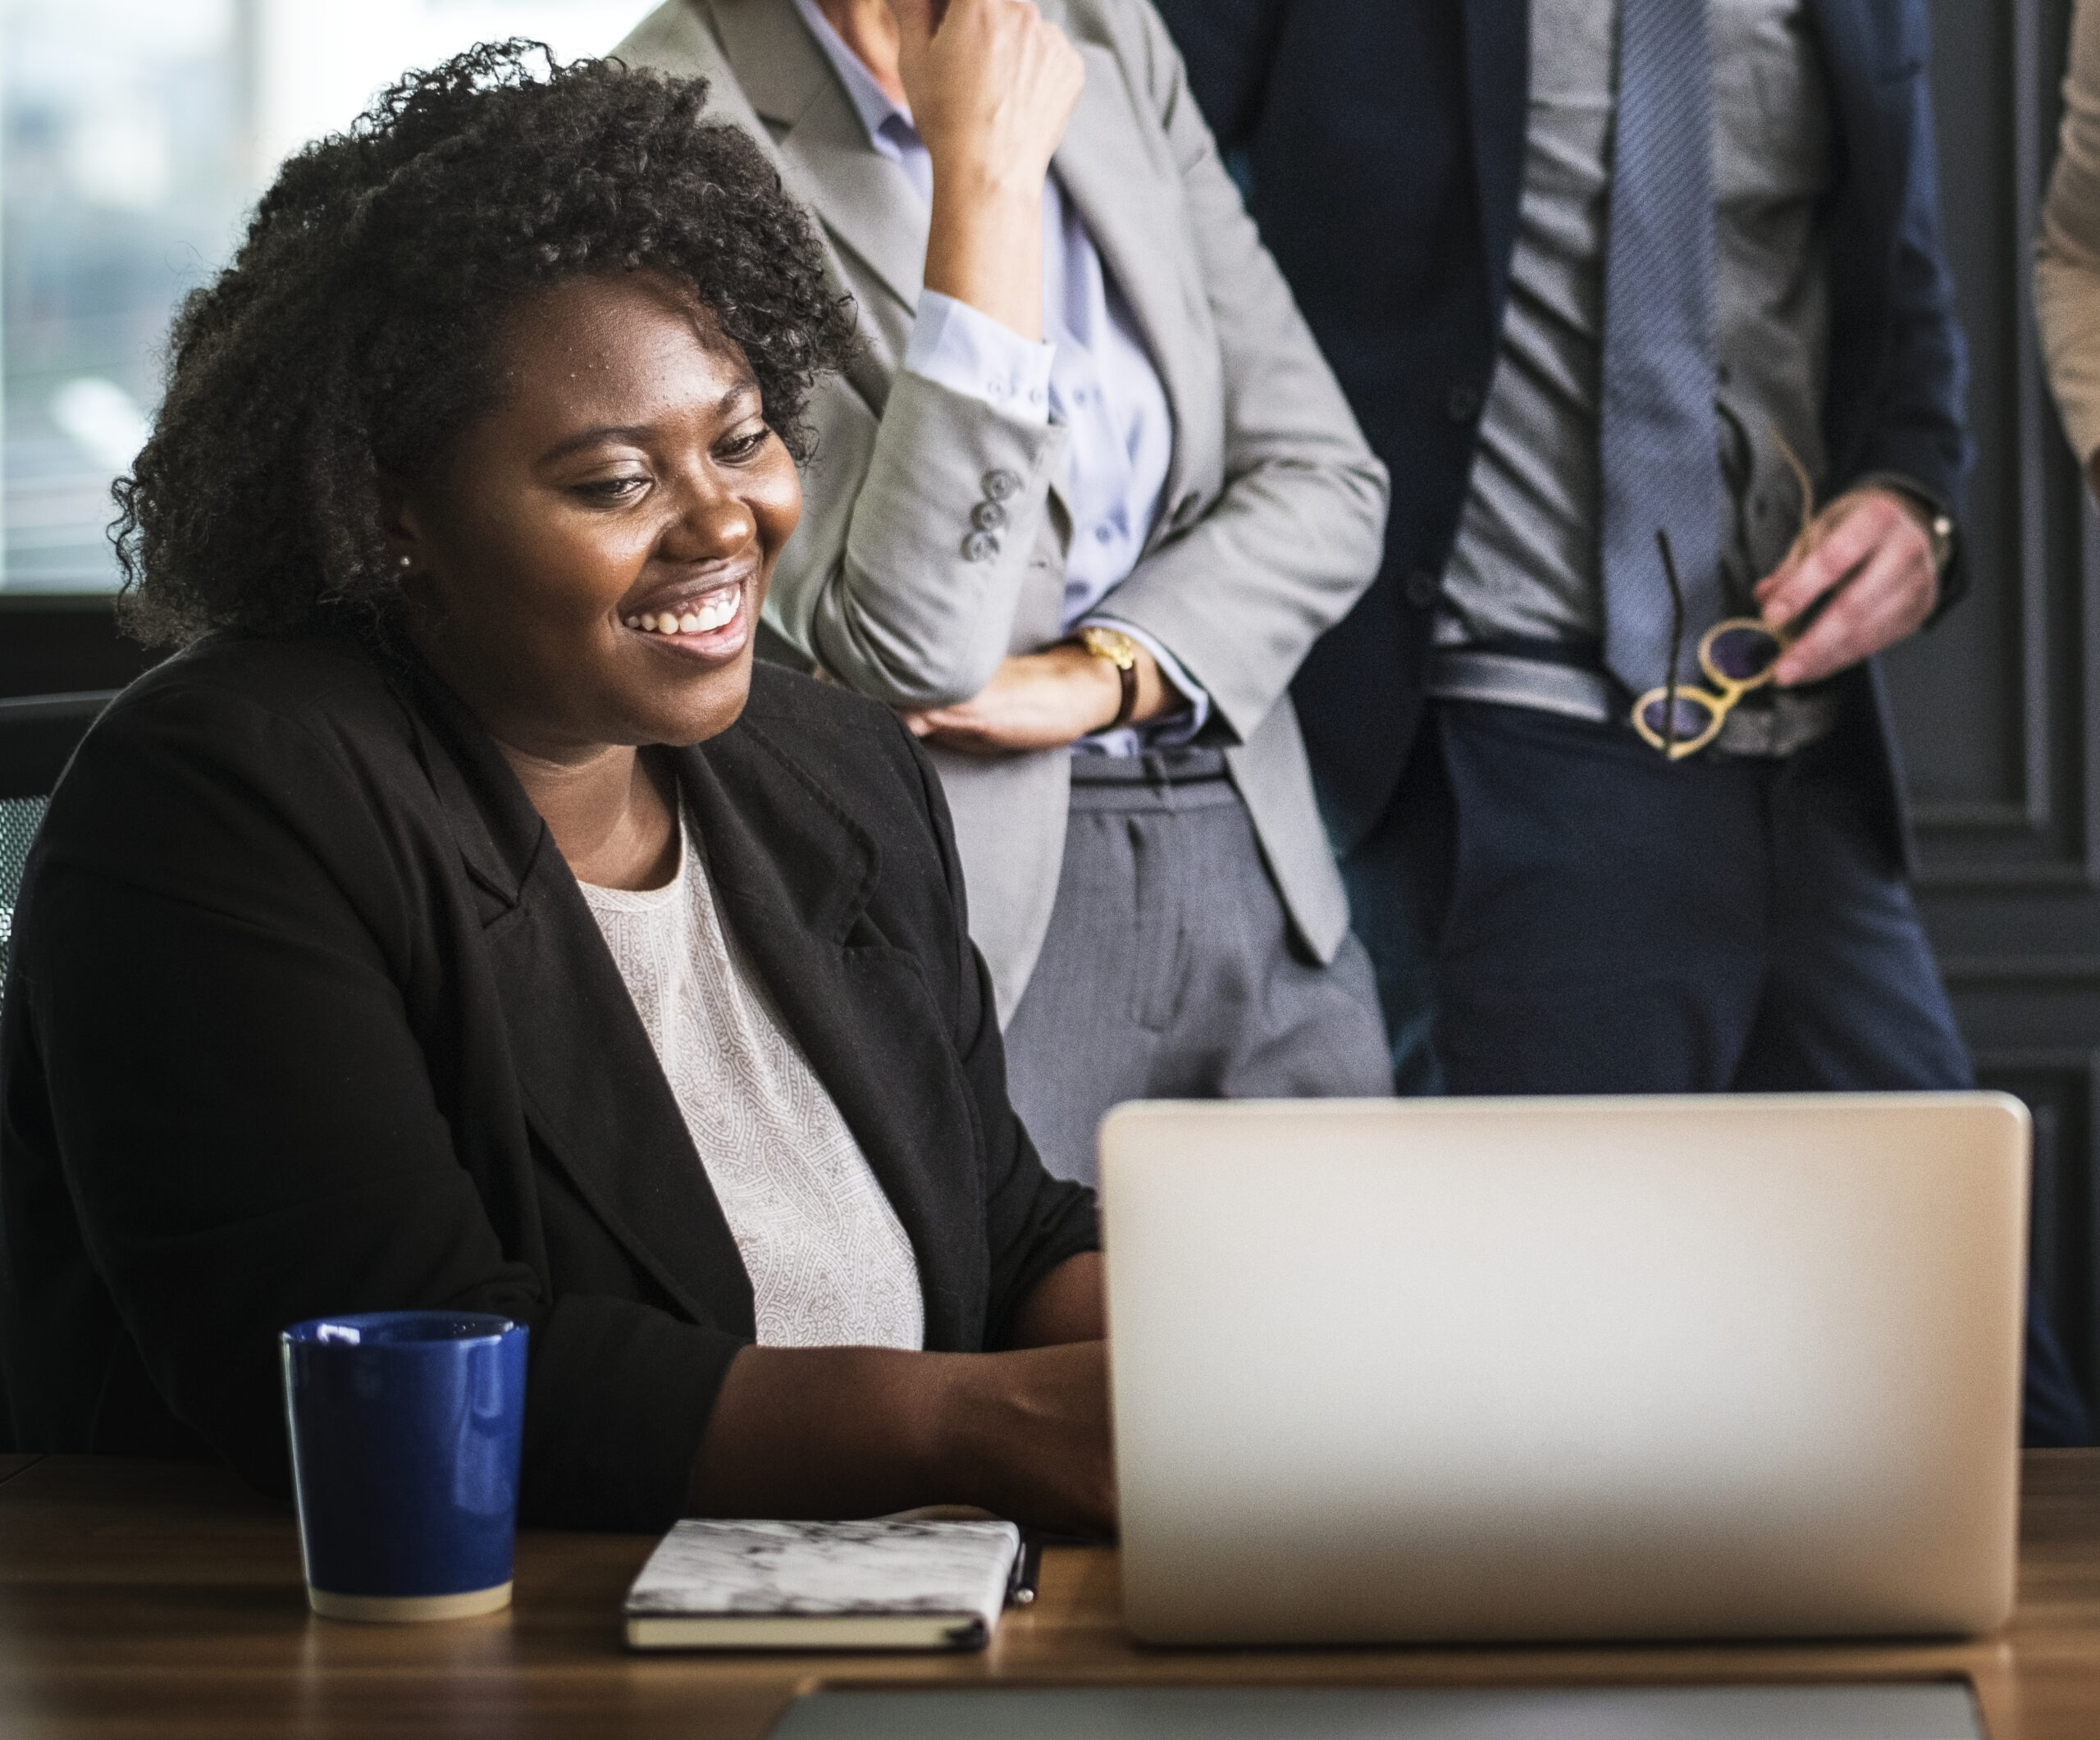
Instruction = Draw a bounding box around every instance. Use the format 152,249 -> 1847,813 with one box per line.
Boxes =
1427,647 -> 1841,759
1066,747 -> 1230,787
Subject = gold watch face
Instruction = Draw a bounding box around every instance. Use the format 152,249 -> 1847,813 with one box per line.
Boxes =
1080,626 -> 1139,669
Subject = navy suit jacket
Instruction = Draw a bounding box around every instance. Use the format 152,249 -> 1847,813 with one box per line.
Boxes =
1156,0 -> 1970,866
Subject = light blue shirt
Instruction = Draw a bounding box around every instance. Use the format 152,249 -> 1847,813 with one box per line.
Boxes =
792,0 -> 1208,748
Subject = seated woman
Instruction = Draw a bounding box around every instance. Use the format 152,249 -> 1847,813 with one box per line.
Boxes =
0,43 -> 1109,1535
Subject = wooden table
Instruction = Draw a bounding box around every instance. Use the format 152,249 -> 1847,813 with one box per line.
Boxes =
3,1452 -> 2098,1738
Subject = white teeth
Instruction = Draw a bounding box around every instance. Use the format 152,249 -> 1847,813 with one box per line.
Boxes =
629,593 -> 737,635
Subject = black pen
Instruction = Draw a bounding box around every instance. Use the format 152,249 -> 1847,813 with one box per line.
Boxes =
1007,1535 -> 1043,1606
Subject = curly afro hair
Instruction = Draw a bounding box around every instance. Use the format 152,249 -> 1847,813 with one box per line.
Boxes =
115,39 -> 860,647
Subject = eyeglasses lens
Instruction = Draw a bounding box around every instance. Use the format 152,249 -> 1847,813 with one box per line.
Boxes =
1641,694 -> 1714,741
1705,623 -> 1784,683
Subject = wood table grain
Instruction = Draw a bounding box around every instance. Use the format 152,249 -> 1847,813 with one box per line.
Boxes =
2,1453 -> 2097,1738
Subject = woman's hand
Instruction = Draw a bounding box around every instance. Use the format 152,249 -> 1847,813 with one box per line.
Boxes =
945,1339 -> 1116,1535
890,0 -> 1085,340
687,1337 -> 1116,1535
902,644 -> 1182,754
689,1252 -> 1110,1530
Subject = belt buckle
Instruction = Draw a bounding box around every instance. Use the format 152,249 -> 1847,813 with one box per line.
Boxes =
1711,691 -> 1834,760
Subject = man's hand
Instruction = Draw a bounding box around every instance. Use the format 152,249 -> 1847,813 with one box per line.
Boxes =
1753,486 -> 1942,687
902,642 -> 1180,754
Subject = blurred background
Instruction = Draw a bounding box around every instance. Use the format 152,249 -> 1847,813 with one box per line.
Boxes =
2,0 -> 658,597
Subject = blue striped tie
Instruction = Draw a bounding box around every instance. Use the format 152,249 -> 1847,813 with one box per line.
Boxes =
1599,0 -> 1723,696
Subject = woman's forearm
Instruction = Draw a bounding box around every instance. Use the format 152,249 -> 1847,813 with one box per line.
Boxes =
686,1344 -> 955,1519
686,1336 -> 1113,1532
900,646 -> 1189,755
924,182 -> 1044,340
892,0 -> 1082,342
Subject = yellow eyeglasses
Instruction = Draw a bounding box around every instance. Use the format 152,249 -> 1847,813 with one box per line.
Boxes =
1630,427 -> 1815,761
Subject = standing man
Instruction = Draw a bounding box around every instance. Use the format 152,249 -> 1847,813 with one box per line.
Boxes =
1155,0 -> 2092,1444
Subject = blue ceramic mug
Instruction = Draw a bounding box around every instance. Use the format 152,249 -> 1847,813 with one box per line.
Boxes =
281,1311 -> 528,1621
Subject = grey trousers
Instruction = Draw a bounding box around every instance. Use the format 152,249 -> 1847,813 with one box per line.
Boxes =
1002,751 -> 1392,1187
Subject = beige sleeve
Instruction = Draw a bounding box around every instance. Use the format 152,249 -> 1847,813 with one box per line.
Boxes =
2038,0 -> 2100,467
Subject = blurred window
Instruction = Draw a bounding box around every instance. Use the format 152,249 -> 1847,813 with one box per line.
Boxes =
2,0 -> 655,594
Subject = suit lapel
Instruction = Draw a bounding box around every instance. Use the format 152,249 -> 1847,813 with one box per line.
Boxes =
682,718 -> 987,1351
1048,29 -> 1220,542
399,662 -> 756,1335
711,0 -> 928,328
1465,0 -> 1531,315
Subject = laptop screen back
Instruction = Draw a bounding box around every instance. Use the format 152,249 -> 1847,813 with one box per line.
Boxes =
1101,1094 -> 2025,1645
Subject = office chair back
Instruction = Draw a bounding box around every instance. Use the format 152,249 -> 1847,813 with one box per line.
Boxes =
0,690 -> 116,1456
1,691 -> 116,983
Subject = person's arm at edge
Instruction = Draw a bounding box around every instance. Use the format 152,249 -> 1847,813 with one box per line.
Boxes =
2039,0 -> 2100,496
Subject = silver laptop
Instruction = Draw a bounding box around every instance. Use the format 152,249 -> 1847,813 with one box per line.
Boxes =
1100,1094 -> 2027,1646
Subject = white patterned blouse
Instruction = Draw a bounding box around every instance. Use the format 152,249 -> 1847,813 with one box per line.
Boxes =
579,808 -> 925,1351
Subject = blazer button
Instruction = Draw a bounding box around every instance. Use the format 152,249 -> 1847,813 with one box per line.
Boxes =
971,500 -> 1007,531
981,468 -> 1021,502
1445,383 -> 1482,422
961,529 -> 1002,563
1403,568 -> 1440,609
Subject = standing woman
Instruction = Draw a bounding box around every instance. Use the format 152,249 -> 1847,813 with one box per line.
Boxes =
617,0 -> 1395,1183
2042,0 -> 2100,484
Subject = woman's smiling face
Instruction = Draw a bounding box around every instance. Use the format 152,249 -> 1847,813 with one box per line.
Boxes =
391,270 -> 803,759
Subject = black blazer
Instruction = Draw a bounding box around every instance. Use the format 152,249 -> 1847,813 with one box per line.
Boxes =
1157,0 -> 1970,868
0,633 -> 1095,1530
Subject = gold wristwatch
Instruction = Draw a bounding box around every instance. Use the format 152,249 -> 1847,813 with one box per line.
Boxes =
1074,625 -> 1139,729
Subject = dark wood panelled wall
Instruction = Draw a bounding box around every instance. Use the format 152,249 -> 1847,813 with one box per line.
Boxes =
1903,0 -> 2100,1402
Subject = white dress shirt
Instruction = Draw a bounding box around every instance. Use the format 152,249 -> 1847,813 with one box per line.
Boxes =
792,0 -> 1209,749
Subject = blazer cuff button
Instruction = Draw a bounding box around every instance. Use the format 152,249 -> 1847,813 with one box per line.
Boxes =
981,468 -> 1021,502
962,529 -> 1002,563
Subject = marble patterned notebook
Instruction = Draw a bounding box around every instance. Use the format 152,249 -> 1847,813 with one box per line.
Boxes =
623,1519 -> 1024,1651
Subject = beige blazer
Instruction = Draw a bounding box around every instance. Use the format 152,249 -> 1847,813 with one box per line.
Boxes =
615,0 -> 1389,1021
2042,0 -> 2100,466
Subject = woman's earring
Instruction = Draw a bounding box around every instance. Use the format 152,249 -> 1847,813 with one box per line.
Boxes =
397,555 -> 413,572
